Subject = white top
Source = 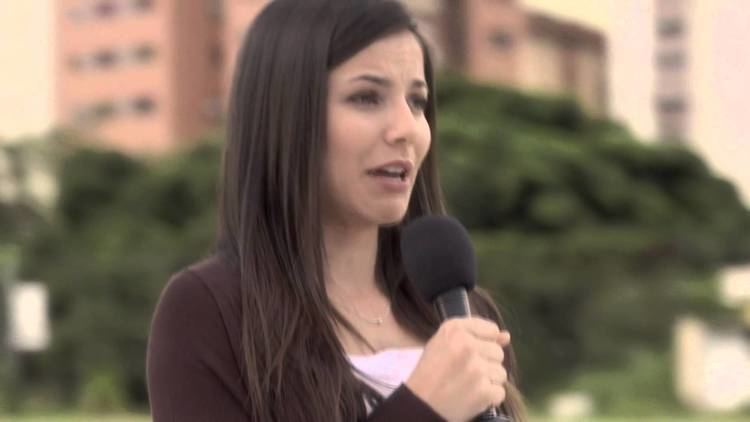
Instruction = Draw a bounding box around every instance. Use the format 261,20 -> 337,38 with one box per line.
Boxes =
347,347 -> 424,413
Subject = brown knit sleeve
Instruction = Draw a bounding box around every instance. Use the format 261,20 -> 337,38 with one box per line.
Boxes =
365,383 -> 446,422
146,269 -> 250,422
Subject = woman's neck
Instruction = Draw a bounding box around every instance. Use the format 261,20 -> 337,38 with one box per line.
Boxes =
323,222 -> 380,295
322,222 -> 426,354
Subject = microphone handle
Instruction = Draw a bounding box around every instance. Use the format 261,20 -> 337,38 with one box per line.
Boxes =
434,289 -> 514,422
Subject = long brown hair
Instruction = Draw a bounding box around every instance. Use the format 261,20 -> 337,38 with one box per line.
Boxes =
217,0 -> 526,420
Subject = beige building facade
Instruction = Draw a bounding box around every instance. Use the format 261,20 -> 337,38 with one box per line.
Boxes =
676,0 -> 750,206
405,0 -> 608,116
526,0 -> 750,205
520,12 -> 607,114
525,0 -> 658,141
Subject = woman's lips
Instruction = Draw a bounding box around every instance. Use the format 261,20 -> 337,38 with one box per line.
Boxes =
367,170 -> 410,193
365,160 -> 414,193
367,160 -> 414,177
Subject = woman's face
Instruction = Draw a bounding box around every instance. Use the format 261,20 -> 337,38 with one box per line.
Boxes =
324,31 -> 431,228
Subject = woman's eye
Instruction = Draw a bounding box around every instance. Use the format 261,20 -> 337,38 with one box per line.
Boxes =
349,91 -> 381,106
410,95 -> 428,112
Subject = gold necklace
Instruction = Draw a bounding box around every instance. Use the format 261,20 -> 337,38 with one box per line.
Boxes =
330,286 -> 391,326
346,301 -> 391,326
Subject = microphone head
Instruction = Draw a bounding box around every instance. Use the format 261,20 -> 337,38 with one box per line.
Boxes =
400,215 -> 477,303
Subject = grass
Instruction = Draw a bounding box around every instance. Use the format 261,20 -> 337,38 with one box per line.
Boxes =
531,416 -> 749,422
2,415 -> 748,422
0,416 -> 150,422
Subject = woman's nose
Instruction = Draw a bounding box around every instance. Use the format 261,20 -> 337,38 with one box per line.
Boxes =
384,98 -> 418,145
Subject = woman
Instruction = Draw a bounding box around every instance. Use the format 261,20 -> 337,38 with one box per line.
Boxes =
146,0 -> 526,421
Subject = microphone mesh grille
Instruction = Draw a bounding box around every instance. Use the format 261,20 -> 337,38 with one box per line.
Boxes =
400,215 -> 477,303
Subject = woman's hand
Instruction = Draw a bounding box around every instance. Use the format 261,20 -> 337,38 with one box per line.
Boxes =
405,317 -> 510,422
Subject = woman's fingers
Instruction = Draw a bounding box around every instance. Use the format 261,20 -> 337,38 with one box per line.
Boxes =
497,330 -> 511,347
463,317 -> 500,341
474,338 -> 505,364
406,318 -> 512,421
462,318 -> 510,345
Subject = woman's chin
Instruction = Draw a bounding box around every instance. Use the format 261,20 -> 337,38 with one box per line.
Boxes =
372,205 -> 409,226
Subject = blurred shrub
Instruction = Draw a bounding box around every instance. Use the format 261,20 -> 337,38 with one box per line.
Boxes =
17,385 -> 64,414
77,370 -> 127,413
564,348 -> 679,416
15,138 -> 222,410
0,138 -> 57,244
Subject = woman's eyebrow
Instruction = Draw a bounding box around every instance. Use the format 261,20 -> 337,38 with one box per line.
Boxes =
348,74 -> 428,90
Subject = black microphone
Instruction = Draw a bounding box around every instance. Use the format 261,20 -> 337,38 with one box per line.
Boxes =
401,215 -> 512,422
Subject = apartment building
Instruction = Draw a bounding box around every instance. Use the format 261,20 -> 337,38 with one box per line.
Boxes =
651,0 -> 750,204
655,0 -> 690,142
406,0 -> 608,116
56,0 -> 222,154
54,0 -> 608,153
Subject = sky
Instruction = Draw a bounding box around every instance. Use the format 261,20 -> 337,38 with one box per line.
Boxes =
0,0 -> 55,141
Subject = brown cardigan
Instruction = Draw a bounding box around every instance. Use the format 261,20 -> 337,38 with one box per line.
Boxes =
146,255 -> 446,421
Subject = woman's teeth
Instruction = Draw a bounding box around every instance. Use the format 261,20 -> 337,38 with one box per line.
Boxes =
370,168 -> 407,180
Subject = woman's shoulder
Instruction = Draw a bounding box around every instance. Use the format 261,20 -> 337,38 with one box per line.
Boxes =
149,254 -> 244,360
147,254 -> 250,418
186,254 -> 241,298
158,254 -> 241,311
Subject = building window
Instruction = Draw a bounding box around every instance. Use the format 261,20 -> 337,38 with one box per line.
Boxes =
658,18 -> 684,38
92,101 -> 116,120
489,31 -> 514,49
657,51 -> 685,69
132,44 -> 156,63
131,0 -> 154,13
132,96 -> 156,115
94,0 -> 119,18
94,50 -> 118,68
68,56 -> 85,71
74,107 -> 93,124
659,116 -> 685,143
658,97 -> 686,114
66,7 -> 89,23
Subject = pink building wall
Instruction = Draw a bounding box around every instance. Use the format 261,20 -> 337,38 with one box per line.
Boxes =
462,0 -> 526,87
221,0 -> 269,105
56,0 -> 220,154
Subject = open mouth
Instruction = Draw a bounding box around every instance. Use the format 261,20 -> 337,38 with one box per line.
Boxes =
367,166 -> 408,181
366,161 -> 413,182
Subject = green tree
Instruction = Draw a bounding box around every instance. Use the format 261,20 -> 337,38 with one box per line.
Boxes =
437,74 -> 750,403
16,140 -> 221,410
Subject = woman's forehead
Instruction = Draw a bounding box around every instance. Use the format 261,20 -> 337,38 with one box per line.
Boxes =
330,32 -> 426,86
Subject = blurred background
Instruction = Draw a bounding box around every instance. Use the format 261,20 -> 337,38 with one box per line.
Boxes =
1,0 -> 750,420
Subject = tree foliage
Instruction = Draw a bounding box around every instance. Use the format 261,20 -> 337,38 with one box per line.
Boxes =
437,75 -> 750,399
14,140 -> 220,409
